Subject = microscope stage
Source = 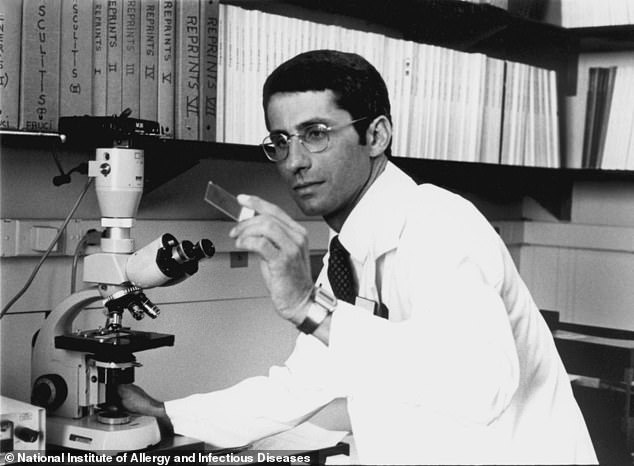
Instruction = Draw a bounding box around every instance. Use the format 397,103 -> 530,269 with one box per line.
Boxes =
55,330 -> 174,358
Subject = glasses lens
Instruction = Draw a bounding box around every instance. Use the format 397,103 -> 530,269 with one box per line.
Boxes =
302,124 -> 329,153
262,134 -> 288,161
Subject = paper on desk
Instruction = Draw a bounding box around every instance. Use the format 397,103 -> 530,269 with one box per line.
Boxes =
251,421 -> 349,452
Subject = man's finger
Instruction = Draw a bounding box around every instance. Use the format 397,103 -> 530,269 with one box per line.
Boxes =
231,212 -> 307,248
235,234 -> 282,262
237,194 -> 304,233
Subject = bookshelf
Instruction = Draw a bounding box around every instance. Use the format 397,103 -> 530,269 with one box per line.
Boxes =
2,0 -> 634,220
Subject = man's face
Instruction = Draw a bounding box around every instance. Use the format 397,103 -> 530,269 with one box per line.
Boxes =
266,90 -> 372,225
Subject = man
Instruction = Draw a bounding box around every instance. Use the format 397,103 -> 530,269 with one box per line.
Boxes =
120,50 -> 597,464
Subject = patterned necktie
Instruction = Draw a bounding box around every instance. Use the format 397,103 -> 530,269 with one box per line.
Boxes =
327,236 -> 357,304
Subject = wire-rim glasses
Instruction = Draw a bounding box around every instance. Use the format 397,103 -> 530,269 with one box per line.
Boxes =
261,117 -> 369,162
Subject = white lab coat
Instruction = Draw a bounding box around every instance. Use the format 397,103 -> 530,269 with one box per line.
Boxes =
165,163 -> 597,464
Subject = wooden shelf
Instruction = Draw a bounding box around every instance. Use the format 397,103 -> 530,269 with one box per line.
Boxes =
572,25 -> 634,53
5,131 -> 632,220
9,133 -> 634,220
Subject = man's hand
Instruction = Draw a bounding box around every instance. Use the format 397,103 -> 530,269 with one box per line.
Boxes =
118,384 -> 174,437
229,195 -> 313,324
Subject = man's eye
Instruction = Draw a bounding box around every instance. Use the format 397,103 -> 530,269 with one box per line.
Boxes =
271,135 -> 288,147
304,126 -> 328,141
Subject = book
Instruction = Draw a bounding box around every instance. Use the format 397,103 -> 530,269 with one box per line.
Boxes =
19,0 -> 62,131
533,67 -> 546,166
501,61 -> 523,165
92,0 -> 107,115
522,66 -> 536,166
581,68 -> 600,167
139,0 -> 158,121
479,57 -> 504,164
106,0 -> 123,116
222,4 -> 237,143
0,0 -> 23,129
462,53 -> 486,162
174,0 -> 200,140
559,0 -> 633,27
60,0 -> 93,118
157,0 -> 175,137
121,0 -> 141,117
215,2 -> 226,141
382,36 -> 401,154
546,69 -> 560,168
397,40 -> 415,157
437,48 -> 455,160
582,67 -> 616,168
602,66 -> 634,169
200,0 -> 219,141
407,42 -> 426,158
514,63 -> 529,166
425,44 -> 442,159
593,67 -> 617,168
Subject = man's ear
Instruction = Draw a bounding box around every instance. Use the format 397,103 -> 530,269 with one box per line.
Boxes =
367,115 -> 392,158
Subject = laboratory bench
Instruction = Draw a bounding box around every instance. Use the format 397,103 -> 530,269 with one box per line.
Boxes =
543,310 -> 634,464
45,435 -> 349,465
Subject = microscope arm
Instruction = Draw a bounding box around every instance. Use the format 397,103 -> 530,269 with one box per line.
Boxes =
31,287 -> 103,418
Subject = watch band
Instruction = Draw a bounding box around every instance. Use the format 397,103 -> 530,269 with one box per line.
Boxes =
297,286 -> 337,334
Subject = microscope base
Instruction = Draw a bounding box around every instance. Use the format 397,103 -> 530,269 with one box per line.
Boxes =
47,414 -> 160,452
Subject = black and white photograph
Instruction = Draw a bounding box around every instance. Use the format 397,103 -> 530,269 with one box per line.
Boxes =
1,0 -> 633,464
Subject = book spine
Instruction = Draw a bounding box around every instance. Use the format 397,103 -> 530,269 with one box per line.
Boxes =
174,0 -> 200,140
139,0 -> 158,121
157,0 -> 175,137
60,0 -> 93,117
19,0 -> 62,131
199,0 -> 219,141
121,0 -> 141,117
92,0 -> 107,115
106,0 -> 122,116
214,2 -> 225,141
0,0 -> 23,129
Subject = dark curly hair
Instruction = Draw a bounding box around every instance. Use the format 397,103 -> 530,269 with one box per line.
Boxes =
262,49 -> 392,156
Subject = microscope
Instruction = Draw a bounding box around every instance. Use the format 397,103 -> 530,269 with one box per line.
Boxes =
30,130 -> 214,452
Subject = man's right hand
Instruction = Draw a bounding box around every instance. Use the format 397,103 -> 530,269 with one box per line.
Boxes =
118,384 -> 174,437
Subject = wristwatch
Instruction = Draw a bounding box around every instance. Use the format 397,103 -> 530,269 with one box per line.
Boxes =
297,286 -> 337,334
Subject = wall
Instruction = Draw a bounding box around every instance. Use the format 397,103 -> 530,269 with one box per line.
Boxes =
496,219 -> 634,330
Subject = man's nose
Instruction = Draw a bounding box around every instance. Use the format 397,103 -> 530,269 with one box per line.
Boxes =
284,137 -> 311,171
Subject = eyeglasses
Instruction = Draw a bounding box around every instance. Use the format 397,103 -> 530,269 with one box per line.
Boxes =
261,117 -> 368,162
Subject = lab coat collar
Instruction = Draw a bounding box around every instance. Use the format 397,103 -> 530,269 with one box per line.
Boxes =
335,162 -> 416,264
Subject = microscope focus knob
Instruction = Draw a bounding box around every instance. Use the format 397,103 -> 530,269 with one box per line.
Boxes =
14,426 -> 40,443
31,374 -> 68,411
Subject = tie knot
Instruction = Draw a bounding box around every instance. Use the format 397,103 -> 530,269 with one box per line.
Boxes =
329,235 -> 349,258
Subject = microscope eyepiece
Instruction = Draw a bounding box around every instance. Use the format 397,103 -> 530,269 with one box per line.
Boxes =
193,239 -> 215,259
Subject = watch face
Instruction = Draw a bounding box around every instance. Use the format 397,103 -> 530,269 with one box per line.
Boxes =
298,287 -> 337,334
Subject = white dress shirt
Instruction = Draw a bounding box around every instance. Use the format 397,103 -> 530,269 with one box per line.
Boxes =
165,162 -> 597,464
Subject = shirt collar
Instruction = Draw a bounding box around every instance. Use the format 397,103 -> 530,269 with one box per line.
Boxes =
333,162 -> 417,263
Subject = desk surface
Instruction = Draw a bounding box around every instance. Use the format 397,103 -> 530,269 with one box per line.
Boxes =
554,330 -> 634,380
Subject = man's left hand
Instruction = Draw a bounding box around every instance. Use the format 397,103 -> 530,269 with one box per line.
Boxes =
229,195 -> 313,324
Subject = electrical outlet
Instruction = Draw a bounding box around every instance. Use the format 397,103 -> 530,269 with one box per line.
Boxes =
0,219 -> 101,257
1,220 -> 65,257
230,251 -> 248,268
